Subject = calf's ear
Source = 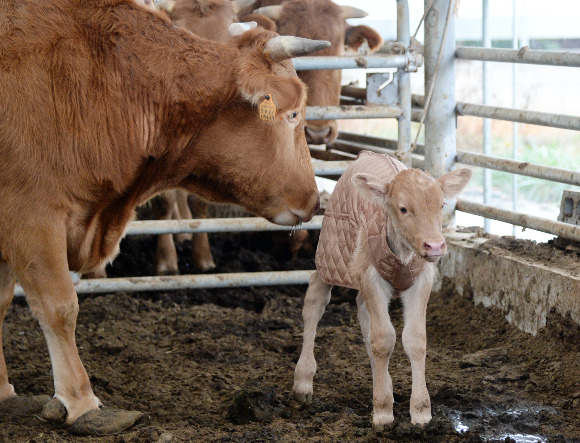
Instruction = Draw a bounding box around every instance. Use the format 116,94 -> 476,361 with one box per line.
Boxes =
352,173 -> 389,206
344,25 -> 383,53
438,168 -> 473,199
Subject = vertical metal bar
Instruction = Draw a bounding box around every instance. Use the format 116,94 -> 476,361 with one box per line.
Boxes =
482,0 -> 492,232
424,0 -> 456,226
396,0 -> 412,167
512,0 -> 519,236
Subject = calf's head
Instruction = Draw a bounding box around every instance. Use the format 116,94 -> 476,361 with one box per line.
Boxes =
254,0 -> 383,145
352,168 -> 473,261
184,24 -> 326,225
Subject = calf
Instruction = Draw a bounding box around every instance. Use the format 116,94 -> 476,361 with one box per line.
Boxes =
0,0 -> 327,434
293,151 -> 472,428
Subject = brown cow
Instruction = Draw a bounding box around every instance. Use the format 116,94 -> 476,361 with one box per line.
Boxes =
0,0 -> 327,434
249,0 -> 384,144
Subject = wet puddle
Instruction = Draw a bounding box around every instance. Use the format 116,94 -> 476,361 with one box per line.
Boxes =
444,403 -> 559,442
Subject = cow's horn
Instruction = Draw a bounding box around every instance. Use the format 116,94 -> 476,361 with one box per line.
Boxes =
253,5 -> 283,20
228,21 -> 257,38
156,0 -> 176,12
341,5 -> 368,19
264,36 -> 331,62
231,0 -> 256,15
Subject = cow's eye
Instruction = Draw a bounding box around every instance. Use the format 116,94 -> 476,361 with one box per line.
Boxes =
400,207 -> 407,214
290,111 -> 298,119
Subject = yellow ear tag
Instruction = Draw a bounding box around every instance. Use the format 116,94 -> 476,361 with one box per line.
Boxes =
259,94 -> 276,122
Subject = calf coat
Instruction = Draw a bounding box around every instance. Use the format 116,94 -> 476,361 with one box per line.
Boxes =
316,152 -> 425,293
0,0 -> 326,432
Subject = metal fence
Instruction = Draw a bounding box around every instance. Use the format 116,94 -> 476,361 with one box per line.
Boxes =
15,0 -> 580,296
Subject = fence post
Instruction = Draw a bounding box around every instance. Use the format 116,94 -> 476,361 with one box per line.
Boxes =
424,0 -> 457,226
396,0 -> 412,167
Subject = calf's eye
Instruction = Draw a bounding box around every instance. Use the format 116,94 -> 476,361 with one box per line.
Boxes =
400,207 -> 407,214
291,111 -> 298,119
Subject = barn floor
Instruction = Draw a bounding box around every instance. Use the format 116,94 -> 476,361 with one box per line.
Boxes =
1,233 -> 579,442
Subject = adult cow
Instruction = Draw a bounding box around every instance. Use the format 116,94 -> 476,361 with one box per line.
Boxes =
248,0 -> 384,144
0,0 -> 327,434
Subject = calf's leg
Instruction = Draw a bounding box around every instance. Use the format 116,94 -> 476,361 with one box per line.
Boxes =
174,189 -> 193,243
293,271 -> 332,402
360,266 -> 396,429
401,265 -> 434,425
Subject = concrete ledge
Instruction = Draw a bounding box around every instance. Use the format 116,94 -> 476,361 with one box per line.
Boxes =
434,233 -> 580,335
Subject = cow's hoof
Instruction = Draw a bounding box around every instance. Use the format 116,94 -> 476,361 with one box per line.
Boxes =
40,398 -> 67,422
0,395 -> 51,416
68,407 -> 145,436
372,411 -> 394,430
193,258 -> 216,272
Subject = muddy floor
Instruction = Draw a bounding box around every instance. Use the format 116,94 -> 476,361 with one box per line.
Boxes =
1,232 -> 579,442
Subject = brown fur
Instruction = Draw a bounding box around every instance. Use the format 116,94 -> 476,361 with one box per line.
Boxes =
170,0 -> 236,42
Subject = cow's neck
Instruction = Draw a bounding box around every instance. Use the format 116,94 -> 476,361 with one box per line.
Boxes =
386,218 -> 415,265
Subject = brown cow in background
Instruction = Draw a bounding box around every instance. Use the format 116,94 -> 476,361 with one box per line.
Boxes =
247,0 -> 383,144
0,0 -> 327,434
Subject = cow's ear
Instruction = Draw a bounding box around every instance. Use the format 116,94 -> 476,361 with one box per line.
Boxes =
352,173 -> 389,206
438,168 -> 473,199
344,25 -> 383,53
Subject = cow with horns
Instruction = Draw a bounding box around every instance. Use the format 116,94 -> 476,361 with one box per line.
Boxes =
0,0 -> 327,435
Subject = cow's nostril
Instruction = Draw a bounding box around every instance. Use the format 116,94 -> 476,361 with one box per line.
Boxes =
424,242 -> 432,250
305,126 -> 332,145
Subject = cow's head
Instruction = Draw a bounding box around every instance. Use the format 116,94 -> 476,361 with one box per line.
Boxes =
182,24 -> 327,225
254,0 -> 383,145
352,168 -> 473,261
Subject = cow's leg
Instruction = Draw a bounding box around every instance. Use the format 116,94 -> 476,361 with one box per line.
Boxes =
188,194 -> 216,271
0,261 -> 16,402
293,271 -> 332,402
401,265 -> 434,426
174,189 -> 193,243
11,229 -> 142,433
152,192 -> 179,275
0,260 -> 51,415
360,266 -> 396,429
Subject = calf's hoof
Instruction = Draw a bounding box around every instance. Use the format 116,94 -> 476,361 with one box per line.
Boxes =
292,387 -> 313,403
0,395 -> 51,416
193,257 -> 216,272
41,398 -> 144,436
410,411 -> 432,426
372,411 -> 394,430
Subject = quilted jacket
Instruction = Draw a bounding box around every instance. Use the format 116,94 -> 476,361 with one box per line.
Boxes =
315,151 -> 425,293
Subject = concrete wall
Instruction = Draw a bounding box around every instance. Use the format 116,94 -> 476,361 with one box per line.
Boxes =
434,233 -> 580,335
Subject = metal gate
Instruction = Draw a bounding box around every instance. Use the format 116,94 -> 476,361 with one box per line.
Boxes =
15,0 -> 580,297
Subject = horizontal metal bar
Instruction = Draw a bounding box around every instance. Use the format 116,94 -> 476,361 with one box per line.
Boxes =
312,160 -> 351,175
126,215 -> 324,236
456,199 -> 580,242
455,46 -> 580,67
456,151 -> 580,186
338,131 -> 425,156
456,102 -> 580,131
293,54 -> 408,71
306,105 -> 402,120
14,270 -> 316,297
330,139 -> 425,170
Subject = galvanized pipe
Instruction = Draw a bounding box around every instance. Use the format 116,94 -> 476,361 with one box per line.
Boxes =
456,199 -> 580,242
338,132 -> 425,156
424,0 -> 456,226
126,216 -> 324,236
456,102 -> 580,131
312,160 -> 351,175
14,270 -> 316,297
292,54 -> 409,71
455,46 -> 580,68
330,140 -> 426,170
306,105 -> 402,120
396,0 -> 412,166
456,151 -> 580,186
482,0 -> 492,232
